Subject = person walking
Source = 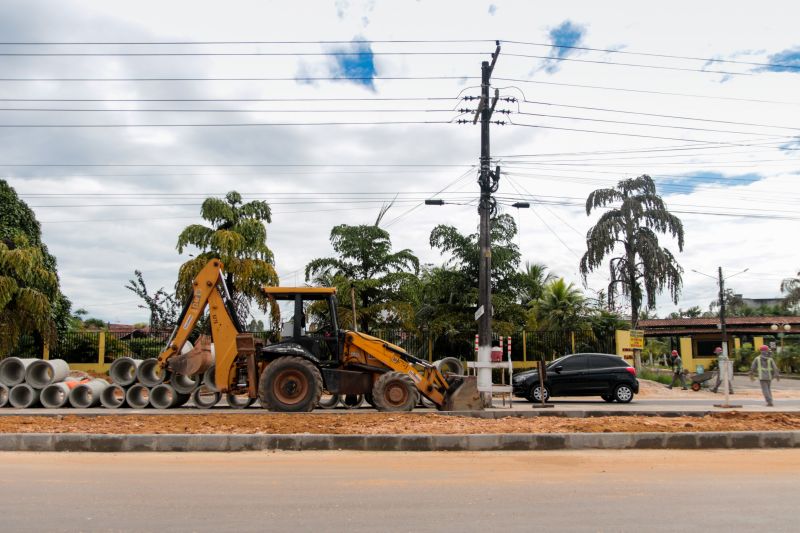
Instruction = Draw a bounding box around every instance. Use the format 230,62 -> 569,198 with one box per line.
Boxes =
711,346 -> 734,394
750,345 -> 780,406
668,349 -> 688,390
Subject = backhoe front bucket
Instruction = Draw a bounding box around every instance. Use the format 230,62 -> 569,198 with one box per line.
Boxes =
167,335 -> 214,376
442,376 -> 483,411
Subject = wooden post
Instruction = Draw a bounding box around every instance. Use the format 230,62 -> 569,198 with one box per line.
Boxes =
428,335 -> 433,362
43,343 -> 50,360
522,331 -> 527,362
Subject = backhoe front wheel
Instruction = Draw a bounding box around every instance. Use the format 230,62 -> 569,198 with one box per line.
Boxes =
372,372 -> 419,412
259,356 -> 322,412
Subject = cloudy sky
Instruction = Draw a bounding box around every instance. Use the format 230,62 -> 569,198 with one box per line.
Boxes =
2,0 -> 799,324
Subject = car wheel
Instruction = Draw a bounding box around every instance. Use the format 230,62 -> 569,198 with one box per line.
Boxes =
530,384 -> 550,403
614,384 -> 634,403
601,394 -> 615,403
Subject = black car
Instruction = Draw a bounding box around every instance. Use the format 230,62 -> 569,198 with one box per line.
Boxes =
512,353 -> 639,403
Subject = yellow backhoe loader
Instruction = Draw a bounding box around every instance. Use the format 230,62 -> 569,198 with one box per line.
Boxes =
156,259 -> 481,412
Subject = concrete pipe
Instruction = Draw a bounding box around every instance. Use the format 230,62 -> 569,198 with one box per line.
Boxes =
0,383 -> 9,407
100,384 -> 127,409
137,358 -> 168,387
0,357 -> 39,387
202,365 -> 219,392
191,385 -> 220,409
341,394 -> 365,409
126,384 -> 151,409
25,359 -> 70,388
68,379 -> 109,408
108,357 -> 141,386
171,373 -> 201,394
9,383 -> 41,408
150,384 -> 190,409
40,382 -> 72,408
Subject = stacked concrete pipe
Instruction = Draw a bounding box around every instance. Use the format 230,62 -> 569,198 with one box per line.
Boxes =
0,383 -> 8,407
69,379 -> 109,408
108,357 -> 141,387
150,383 -> 190,409
125,383 -> 151,408
0,357 -> 38,387
25,359 -> 70,388
100,384 -> 127,408
40,382 -> 72,408
9,383 -> 40,408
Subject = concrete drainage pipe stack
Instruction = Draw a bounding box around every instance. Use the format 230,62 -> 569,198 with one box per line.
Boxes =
25,359 -> 70,389
69,379 -> 109,408
0,357 -> 39,387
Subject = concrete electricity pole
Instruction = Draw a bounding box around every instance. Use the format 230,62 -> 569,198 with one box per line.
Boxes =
474,43 -> 501,405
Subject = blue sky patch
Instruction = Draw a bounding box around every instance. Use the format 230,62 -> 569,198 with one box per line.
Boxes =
329,39 -> 376,90
537,20 -> 586,74
657,171 -> 763,195
488,4 -> 497,16
760,47 -> 800,73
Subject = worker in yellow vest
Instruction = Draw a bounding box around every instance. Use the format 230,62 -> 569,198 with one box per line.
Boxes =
749,345 -> 780,407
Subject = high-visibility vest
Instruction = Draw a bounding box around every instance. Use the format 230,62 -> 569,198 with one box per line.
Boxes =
756,356 -> 776,380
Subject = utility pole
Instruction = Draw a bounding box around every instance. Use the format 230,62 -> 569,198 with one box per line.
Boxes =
718,266 -> 727,356
475,43 -> 501,406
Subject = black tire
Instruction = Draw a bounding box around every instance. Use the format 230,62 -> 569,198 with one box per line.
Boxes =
372,372 -> 419,412
601,394 -> 615,403
258,356 -> 323,412
226,392 -> 256,409
614,383 -> 635,403
435,357 -> 464,375
530,384 -> 550,403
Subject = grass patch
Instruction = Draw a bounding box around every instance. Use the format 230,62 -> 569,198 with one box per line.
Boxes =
640,369 -> 673,386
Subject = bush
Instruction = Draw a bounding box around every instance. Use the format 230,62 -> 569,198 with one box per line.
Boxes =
640,368 -> 672,386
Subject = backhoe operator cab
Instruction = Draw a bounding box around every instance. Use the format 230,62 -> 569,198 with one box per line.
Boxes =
157,259 -> 481,412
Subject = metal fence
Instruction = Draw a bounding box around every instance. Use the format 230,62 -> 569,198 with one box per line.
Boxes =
5,328 -> 616,366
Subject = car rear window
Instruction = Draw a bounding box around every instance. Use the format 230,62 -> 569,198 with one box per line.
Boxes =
589,356 -> 629,369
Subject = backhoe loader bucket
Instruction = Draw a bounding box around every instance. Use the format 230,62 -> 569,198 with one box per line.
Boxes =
167,335 -> 214,377
441,375 -> 483,411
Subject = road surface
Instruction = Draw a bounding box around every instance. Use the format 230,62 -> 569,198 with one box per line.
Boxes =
1,450 -> 798,532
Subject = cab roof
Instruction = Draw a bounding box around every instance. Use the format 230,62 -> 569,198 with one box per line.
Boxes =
262,286 -> 337,300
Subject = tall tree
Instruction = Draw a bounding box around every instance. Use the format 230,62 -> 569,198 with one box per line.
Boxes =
176,191 -> 278,324
305,209 -> 419,333
517,261 -> 557,306
0,179 -> 71,336
0,237 -> 58,353
579,175 -> 684,328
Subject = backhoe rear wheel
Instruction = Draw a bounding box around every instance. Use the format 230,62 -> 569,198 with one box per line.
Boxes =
259,356 -> 322,412
372,372 -> 419,412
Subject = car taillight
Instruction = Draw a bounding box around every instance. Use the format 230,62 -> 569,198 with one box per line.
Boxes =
625,367 -> 637,377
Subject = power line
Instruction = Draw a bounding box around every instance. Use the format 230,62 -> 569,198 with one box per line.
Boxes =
517,99 -> 800,133
503,40 -> 800,72
0,51 -> 490,57
0,75 -> 478,82
0,96 -> 461,103
495,77 -> 800,106
0,120 -> 456,128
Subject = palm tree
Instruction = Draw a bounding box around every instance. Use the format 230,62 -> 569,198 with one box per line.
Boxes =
305,208 -> 419,333
531,278 -> 587,331
579,175 -> 684,329
176,191 -> 278,323
781,271 -> 800,311
0,236 -> 58,353
518,262 -> 557,306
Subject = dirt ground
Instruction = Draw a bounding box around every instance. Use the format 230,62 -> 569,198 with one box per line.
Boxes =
0,411 -> 798,434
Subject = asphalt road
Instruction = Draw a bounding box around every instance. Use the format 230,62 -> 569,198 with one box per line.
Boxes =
1,450 -> 798,532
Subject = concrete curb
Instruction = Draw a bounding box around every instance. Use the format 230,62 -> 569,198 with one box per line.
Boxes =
0,431 -> 798,452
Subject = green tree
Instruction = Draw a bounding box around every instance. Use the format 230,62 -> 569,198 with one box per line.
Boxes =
579,175 -> 684,328
517,262 -> 557,306
176,191 -> 278,324
529,278 -> 588,331
305,211 -> 419,333
0,179 -> 71,335
0,237 -> 58,353
781,271 -> 800,311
